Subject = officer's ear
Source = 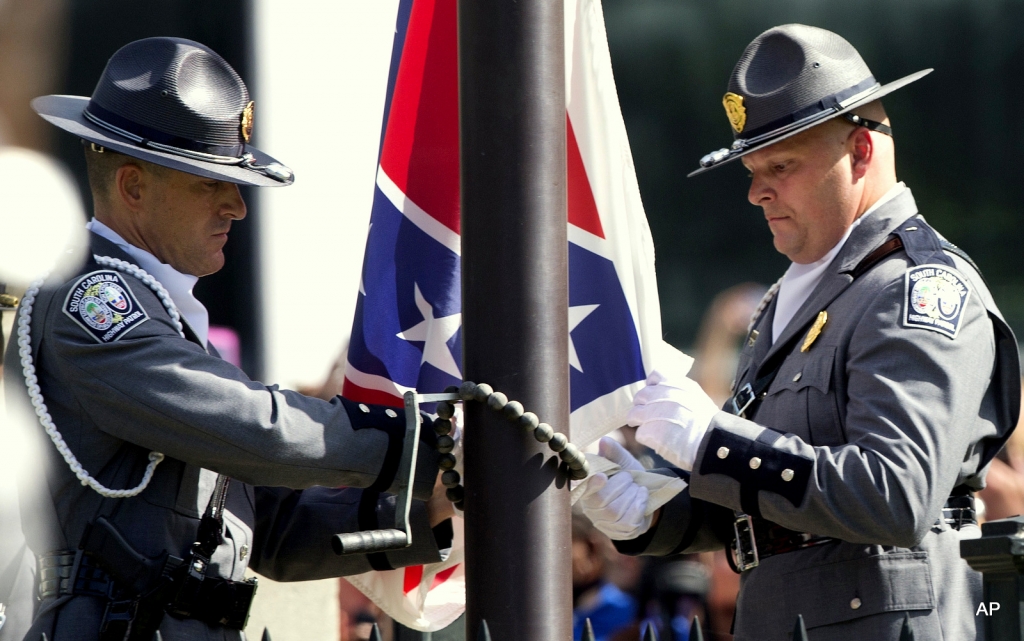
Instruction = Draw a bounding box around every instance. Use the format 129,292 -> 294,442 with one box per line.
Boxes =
849,127 -> 874,181
114,162 -> 147,213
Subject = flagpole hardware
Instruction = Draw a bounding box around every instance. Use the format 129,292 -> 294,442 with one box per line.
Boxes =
432,382 -> 591,512
333,382 -> 591,555
332,390 -> 433,556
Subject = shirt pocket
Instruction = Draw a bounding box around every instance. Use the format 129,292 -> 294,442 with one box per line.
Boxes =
762,346 -> 842,445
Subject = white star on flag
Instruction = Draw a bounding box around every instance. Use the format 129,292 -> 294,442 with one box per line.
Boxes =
397,283 -> 463,378
568,304 -> 599,372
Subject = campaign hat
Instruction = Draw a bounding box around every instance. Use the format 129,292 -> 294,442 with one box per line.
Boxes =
690,24 -> 931,176
32,37 -> 293,187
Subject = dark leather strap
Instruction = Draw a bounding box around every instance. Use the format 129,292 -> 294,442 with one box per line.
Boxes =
731,233 -> 909,420
850,236 -> 903,279
742,228 -> 987,424
734,492 -> 976,572
850,233 -> 986,284
751,520 -> 835,559
194,475 -> 230,559
843,113 -> 893,137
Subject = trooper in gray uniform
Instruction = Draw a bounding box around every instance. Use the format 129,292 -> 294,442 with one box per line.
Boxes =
578,25 -> 1020,640
3,38 -> 453,641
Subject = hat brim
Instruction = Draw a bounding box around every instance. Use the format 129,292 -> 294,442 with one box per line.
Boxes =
32,95 -> 294,188
688,68 -> 933,177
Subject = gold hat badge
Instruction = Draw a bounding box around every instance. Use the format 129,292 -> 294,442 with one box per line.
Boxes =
240,101 -> 255,142
801,311 -> 828,352
723,92 -> 747,133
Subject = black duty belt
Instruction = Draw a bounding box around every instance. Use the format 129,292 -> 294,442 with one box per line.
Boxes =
38,551 -> 111,600
728,494 -> 978,573
41,476 -> 257,638
37,549 -> 256,629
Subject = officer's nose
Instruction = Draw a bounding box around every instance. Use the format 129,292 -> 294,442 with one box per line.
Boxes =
223,183 -> 247,221
747,172 -> 775,207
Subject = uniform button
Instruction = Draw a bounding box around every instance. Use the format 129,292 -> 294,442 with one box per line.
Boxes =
359,403 -> 370,413
792,372 -> 802,382
239,544 -> 249,561
781,469 -> 795,482
717,447 -> 730,459
385,409 -> 398,418
749,457 -> 761,469
850,597 -> 862,610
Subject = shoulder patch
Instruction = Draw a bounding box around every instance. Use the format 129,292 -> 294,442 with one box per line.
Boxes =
62,271 -> 150,343
903,263 -> 971,339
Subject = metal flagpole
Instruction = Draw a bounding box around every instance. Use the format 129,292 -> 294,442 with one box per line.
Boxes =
458,0 -> 571,637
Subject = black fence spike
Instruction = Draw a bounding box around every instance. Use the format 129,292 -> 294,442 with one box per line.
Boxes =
793,614 -> 809,641
689,615 -> 705,641
478,619 -> 492,641
368,622 -> 383,641
581,618 -> 596,641
899,612 -> 915,641
641,621 -> 658,641
261,628 -> 272,641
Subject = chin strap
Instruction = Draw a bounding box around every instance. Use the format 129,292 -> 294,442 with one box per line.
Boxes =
843,113 -> 893,137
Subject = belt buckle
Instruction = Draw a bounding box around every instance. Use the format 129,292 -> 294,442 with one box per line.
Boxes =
726,383 -> 756,418
732,513 -> 759,572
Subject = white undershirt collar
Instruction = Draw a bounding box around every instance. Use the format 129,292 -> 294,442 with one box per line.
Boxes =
86,218 -> 210,347
771,182 -> 906,344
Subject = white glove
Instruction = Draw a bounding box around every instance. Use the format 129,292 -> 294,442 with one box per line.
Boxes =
628,370 -> 719,471
578,437 -> 652,540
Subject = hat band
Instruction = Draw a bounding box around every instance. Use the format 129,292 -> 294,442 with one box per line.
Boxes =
84,102 -> 246,163
738,76 -> 879,142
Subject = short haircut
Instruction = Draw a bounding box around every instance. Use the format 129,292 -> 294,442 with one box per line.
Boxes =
82,143 -> 167,203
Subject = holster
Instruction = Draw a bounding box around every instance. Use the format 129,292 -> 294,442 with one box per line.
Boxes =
78,517 -> 181,641
76,477 -> 258,639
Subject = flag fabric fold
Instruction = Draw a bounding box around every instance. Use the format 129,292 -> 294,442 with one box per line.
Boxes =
341,0 -> 685,629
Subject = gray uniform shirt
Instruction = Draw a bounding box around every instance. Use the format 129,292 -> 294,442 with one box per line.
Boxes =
618,189 -> 1020,640
4,233 -> 443,641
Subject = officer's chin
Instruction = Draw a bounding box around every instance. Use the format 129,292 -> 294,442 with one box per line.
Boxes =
191,251 -> 226,278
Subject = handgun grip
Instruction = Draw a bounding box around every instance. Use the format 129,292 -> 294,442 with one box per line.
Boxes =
332,529 -> 410,556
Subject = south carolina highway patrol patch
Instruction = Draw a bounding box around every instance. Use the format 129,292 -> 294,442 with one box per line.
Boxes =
63,271 -> 149,343
903,264 -> 971,339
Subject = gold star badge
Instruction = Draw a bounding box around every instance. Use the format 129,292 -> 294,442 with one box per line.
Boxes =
801,311 -> 828,352
241,101 -> 255,142
723,92 -> 747,134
